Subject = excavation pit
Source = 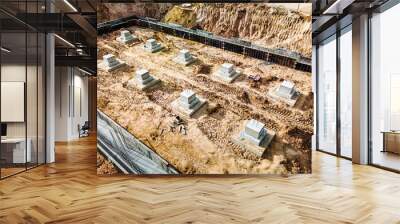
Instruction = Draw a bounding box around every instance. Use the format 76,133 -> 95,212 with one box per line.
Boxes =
97,7 -> 313,174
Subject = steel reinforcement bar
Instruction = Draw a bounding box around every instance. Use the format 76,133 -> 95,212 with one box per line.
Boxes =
98,16 -> 311,72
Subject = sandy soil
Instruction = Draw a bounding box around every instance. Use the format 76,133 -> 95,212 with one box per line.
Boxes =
97,152 -> 119,175
97,28 -> 312,175
98,3 -> 173,23
187,4 -> 312,57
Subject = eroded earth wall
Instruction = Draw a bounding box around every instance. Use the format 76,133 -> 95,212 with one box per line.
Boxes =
193,4 -> 312,57
99,3 -> 312,57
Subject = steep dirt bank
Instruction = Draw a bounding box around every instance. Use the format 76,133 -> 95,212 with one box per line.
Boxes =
98,3 -> 173,23
193,4 -> 312,57
98,3 -> 311,57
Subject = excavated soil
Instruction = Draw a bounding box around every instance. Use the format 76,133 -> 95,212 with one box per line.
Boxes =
193,3 -> 312,57
97,27 -> 313,175
97,152 -> 119,175
98,3 -> 173,23
99,3 -> 311,58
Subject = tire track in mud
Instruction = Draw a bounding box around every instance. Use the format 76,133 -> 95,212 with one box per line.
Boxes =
102,32 -> 313,134
117,40 -> 311,132
98,31 -> 312,172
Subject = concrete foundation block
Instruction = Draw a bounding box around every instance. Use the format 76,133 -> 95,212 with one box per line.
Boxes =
127,69 -> 160,91
215,63 -> 241,83
144,39 -> 164,53
116,30 -> 137,44
267,80 -> 299,107
100,54 -> 126,72
171,90 -> 207,118
232,119 -> 275,157
173,49 -> 196,66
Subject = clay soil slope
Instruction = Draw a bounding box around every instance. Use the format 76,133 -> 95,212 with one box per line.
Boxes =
166,3 -> 312,57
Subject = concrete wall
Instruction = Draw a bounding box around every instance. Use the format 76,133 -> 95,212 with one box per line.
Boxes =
72,72 -> 89,138
352,14 -> 369,164
88,77 -> 97,133
54,67 -> 89,141
312,45 -> 317,151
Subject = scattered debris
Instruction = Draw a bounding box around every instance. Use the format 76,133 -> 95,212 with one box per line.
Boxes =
248,74 -> 261,88
169,115 -> 188,135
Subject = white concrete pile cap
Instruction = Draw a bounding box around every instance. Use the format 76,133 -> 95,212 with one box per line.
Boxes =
136,69 -> 149,76
147,39 -> 156,44
222,63 -> 234,71
180,49 -> 189,54
103,54 -> 115,60
246,119 -> 265,133
281,80 -> 295,89
181,89 -> 196,98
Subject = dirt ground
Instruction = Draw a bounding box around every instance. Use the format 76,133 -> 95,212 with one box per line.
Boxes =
97,27 -> 313,175
97,152 -> 119,175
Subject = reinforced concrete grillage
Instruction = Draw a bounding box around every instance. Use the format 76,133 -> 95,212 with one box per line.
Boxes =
173,49 -> 196,66
267,80 -> 300,107
214,63 -> 241,83
171,89 -> 207,118
100,54 -> 126,72
232,119 -> 275,157
117,30 -> 137,44
127,69 -> 161,91
144,39 -> 164,53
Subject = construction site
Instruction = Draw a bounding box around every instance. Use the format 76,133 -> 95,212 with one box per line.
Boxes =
97,3 -> 313,175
